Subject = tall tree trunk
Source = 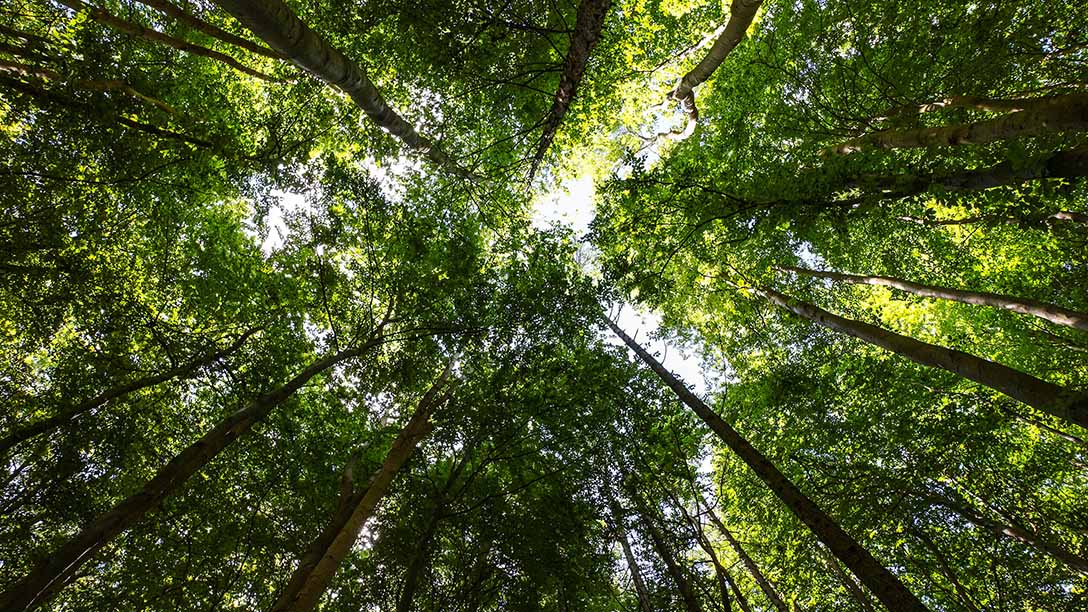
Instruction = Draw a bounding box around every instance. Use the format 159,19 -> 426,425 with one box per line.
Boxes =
897,209 -> 1088,230
210,0 -> 473,178
132,0 -> 282,59
705,513 -> 786,612
0,338 -> 384,612
394,510 -> 442,612
819,546 -> 876,612
270,367 -> 451,612
910,528 -> 982,612
56,0 -> 279,82
0,329 -> 259,456
605,318 -> 930,612
668,0 -> 761,135
757,286 -> 1088,427
854,147 -> 1088,197
634,494 -> 703,612
608,496 -> 654,612
779,265 -> 1088,331
918,493 -> 1088,574
825,92 -> 1088,155
674,498 -> 733,612
723,570 -> 754,612
528,0 -> 610,183
879,95 -> 1061,119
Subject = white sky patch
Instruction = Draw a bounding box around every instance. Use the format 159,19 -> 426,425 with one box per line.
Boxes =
260,189 -> 310,256
607,305 -> 708,396
531,172 -> 596,236
358,155 -> 423,203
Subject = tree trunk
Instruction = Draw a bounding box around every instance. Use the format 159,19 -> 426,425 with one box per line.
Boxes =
605,318 -> 930,612
0,339 -> 383,612
922,493 -> 1088,575
779,265 -> 1088,331
670,0 -> 761,132
879,95 -> 1056,118
819,546 -> 876,612
394,510 -> 442,612
210,0 -> 473,178
608,496 -> 654,612
56,0 -> 278,82
706,513 -> 786,612
675,498 -> 733,612
758,286 -> 1088,427
132,0 -> 282,59
528,0 -> 611,183
856,147 -> 1088,196
826,92 -> 1088,155
897,210 -> 1088,230
270,367 -> 450,612
724,569 -> 754,612
910,528 -> 981,612
635,495 -> 703,612
0,329 -> 259,456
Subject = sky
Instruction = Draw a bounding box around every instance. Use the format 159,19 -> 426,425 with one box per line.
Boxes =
531,172 -> 710,396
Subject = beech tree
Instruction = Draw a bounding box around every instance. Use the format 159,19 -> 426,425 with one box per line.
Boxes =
2,0 -> 1087,610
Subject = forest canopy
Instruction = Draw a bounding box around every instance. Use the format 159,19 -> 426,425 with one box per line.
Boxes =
1,0 -> 1087,610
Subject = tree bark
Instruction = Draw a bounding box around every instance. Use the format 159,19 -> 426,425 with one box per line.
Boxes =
669,0 -> 761,134
779,265 -> 1088,331
826,92 -> 1088,155
819,546 -> 876,612
528,0 -> 611,183
270,367 -> 450,612
0,329 -> 259,456
608,496 -> 654,612
132,0 -> 282,59
0,338 -> 383,612
705,513 -> 786,612
723,569 -> 754,612
856,147 -> 1088,196
878,95 -> 1070,119
634,494 -> 703,612
56,0 -> 279,82
605,318 -> 930,612
758,286 -> 1088,428
910,528 -> 981,612
897,210 -> 1088,230
210,0 -> 473,178
675,498 -> 733,612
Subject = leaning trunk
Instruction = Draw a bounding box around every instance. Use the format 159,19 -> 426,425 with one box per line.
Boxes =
605,318 -> 930,612
706,514 -> 786,612
528,0 -> 611,182
270,368 -> 449,612
826,92 -> 1088,155
211,0 -> 471,177
758,286 -> 1087,427
779,265 -> 1088,331
609,496 -> 654,612
0,340 -> 382,612
635,496 -> 703,612
0,329 -> 259,456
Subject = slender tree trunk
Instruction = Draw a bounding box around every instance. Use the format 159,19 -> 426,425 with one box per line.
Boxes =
779,265 -> 1088,331
819,546 -> 876,612
635,495 -> 703,612
131,0 -> 282,59
528,0 -> 610,183
706,513 -> 786,612
922,494 -> 1088,574
270,367 -> 450,612
757,286 -> 1088,427
675,498 -> 733,612
856,147 -> 1088,196
394,510 -> 442,612
670,0 -> 761,133
55,0 -> 279,82
211,0 -> 473,178
605,318 -> 930,612
0,339 -> 383,612
608,496 -> 654,612
910,528 -> 981,612
879,95 -> 1057,118
826,92 -> 1088,155
724,570 -> 754,612
897,210 -> 1088,230
0,329 -> 259,456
